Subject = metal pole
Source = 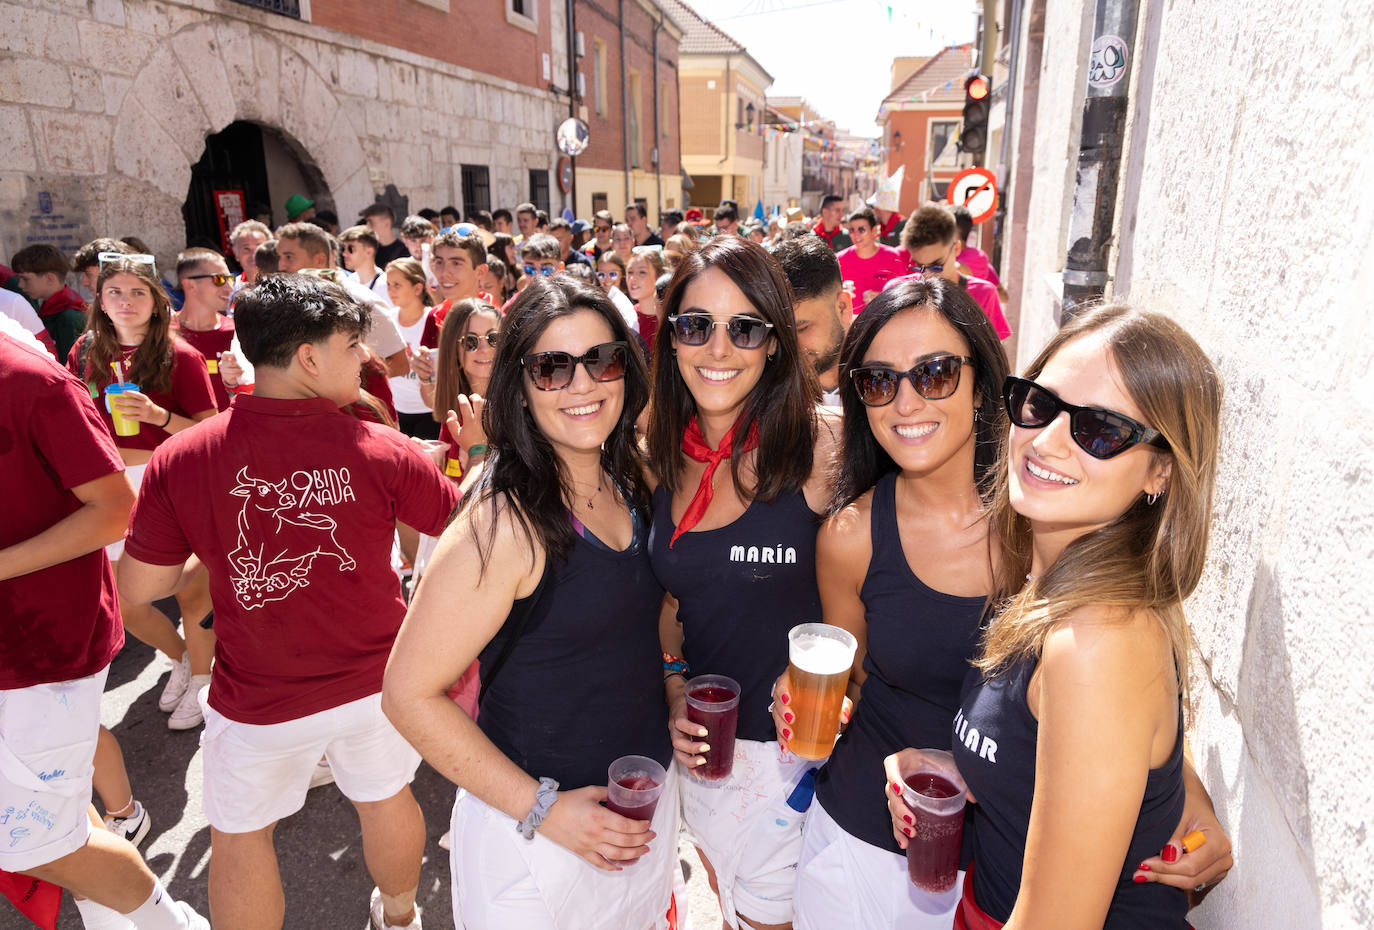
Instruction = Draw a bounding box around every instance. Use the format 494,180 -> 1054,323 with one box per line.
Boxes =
981,0 -> 998,88
619,0 -> 631,209
992,0 -> 1025,269
567,0 -> 578,214
1061,0 -> 1140,317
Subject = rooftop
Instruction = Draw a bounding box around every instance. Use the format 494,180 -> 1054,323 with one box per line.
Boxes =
660,0 -> 775,82
880,46 -> 977,110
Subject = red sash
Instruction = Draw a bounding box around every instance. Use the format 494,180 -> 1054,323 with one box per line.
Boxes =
0,870 -> 60,930
953,864 -> 1004,930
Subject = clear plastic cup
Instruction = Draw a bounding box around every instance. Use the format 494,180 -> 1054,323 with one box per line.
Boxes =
785,623 -> 857,759
899,748 -> 967,894
105,382 -> 141,437
684,674 -> 741,781
605,755 -> 666,822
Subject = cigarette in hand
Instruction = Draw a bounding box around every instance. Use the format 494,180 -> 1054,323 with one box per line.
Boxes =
1181,829 -> 1206,853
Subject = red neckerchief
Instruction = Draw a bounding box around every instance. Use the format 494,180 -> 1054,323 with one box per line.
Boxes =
669,415 -> 758,548
0,870 -> 60,930
813,221 -> 841,247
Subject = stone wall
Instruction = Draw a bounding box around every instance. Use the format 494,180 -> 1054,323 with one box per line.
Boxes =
1007,0 -> 1373,926
0,0 -> 563,268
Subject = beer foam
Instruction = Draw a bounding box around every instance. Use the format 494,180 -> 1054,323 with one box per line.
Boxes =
791,634 -> 854,675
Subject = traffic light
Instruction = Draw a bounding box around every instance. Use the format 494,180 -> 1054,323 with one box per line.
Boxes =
959,73 -> 990,159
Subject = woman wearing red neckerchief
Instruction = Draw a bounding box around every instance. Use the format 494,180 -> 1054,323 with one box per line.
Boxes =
646,236 -> 840,930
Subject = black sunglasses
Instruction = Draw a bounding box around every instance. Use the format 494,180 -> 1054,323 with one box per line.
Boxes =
1002,376 -> 1170,459
668,313 -> 775,350
461,332 -> 499,352
185,272 -> 233,286
521,341 -> 629,391
850,355 -> 973,407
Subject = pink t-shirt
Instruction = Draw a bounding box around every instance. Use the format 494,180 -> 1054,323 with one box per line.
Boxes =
957,246 -> 1001,288
125,393 -> 461,724
837,245 -> 909,314
1,334 -> 125,688
883,273 -> 1012,340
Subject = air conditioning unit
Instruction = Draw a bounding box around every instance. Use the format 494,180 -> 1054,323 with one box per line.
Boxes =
575,31 -> 585,57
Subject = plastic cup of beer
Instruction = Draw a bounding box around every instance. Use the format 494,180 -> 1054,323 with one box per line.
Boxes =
104,382 -> 141,437
785,623 -> 857,759
605,755 -> 666,822
899,749 -> 967,894
684,674 -> 741,781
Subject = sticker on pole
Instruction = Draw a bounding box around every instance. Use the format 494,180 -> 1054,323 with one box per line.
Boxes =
1088,34 -> 1128,88
948,167 -> 997,225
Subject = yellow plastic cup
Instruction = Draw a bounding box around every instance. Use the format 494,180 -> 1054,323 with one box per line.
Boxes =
105,382 -> 141,437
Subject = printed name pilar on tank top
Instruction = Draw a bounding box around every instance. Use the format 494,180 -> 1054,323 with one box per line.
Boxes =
648,484 -> 823,743
952,660 -> 1189,928
813,470 -> 986,855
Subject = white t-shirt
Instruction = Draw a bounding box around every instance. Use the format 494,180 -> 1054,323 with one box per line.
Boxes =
388,307 -> 433,415
607,286 -> 640,334
0,289 -> 45,340
345,268 -> 391,305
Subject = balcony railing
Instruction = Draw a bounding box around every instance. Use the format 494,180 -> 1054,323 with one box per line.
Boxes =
227,0 -> 301,18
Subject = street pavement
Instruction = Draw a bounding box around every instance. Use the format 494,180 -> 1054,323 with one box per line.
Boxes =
10,600 -> 720,930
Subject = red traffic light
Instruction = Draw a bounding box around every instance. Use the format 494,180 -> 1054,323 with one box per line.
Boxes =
965,75 -> 990,100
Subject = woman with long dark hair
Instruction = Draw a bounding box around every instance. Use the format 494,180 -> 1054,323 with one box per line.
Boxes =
383,277 -> 682,928
647,236 -> 835,930
886,303 -> 1233,928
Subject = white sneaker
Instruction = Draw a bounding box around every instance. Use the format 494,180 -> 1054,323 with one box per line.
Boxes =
157,652 -> 191,712
177,900 -> 210,929
104,801 -> 151,848
309,757 -> 335,789
168,675 -> 210,731
370,887 -> 421,930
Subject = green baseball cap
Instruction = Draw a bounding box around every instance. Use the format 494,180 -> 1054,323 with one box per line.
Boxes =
284,193 -> 315,219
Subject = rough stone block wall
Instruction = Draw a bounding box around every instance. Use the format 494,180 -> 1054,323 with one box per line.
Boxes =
1012,0 -> 1373,926
0,0 -> 560,268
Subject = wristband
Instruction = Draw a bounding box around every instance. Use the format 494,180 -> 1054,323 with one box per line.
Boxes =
467,443 -> 488,457
517,777 -> 560,840
158,408 -> 172,429
662,652 -> 690,680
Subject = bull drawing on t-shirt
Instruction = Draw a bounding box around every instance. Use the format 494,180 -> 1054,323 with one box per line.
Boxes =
227,466 -> 356,609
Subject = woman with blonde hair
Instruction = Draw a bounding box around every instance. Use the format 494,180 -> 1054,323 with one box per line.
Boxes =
886,303 -> 1231,929
625,247 -> 666,350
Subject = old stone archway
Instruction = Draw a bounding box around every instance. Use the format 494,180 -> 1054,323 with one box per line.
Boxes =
106,20 -> 372,262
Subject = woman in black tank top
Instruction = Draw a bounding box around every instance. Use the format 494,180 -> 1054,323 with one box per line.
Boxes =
384,278 -> 680,930
644,237 -> 836,930
779,279 -> 1008,929
886,304 -> 1232,929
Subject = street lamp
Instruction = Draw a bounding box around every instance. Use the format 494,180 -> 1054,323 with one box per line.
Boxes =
736,102 -> 755,130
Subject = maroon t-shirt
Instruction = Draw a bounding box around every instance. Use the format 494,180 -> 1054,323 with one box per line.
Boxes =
124,394 -> 461,724
172,315 -> 235,411
1,334 -> 125,688
66,337 -> 219,451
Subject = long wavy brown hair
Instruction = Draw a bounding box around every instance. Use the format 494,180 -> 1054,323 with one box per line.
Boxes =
82,258 -> 175,393
975,304 -> 1222,700
432,299 -> 501,422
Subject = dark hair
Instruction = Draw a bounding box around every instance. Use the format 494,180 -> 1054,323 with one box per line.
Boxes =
779,222 -> 815,242
654,271 -> 674,302
472,209 -> 494,231
175,247 -> 225,282
535,210 -> 549,227
254,240 -> 279,275
233,274 -> 371,369
520,234 -> 561,261
400,215 -> 438,239
338,225 -> 381,251
73,238 -> 130,273
830,277 -> 1009,513
434,299 -> 502,419
845,206 -> 879,229
83,258 -> 175,392
821,194 -> 844,209
902,204 -> 957,251
120,236 -> 151,254
361,202 -> 394,223
713,202 -> 739,223
439,205 -> 459,220
419,208 -> 442,222
647,236 -> 818,502
432,231 -> 488,270
313,209 -> 339,229
548,217 -> 572,232
459,277 -> 651,571
625,203 -> 644,221
769,235 -> 842,301
515,202 -> 537,217
951,204 -> 974,241
492,208 -> 514,225
660,209 -> 683,226
593,210 -> 614,226
12,243 -> 70,277
563,263 -> 594,283
598,250 -> 629,295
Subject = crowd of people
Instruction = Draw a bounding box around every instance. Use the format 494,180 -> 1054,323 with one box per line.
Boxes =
2,191 -> 1234,930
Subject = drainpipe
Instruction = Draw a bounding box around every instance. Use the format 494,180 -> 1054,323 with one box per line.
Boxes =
1061,0 -> 1140,317
567,0 -> 578,214
619,0 -> 631,208
719,58 -> 732,206
652,9 -> 663,216
991,0 -> 1025,270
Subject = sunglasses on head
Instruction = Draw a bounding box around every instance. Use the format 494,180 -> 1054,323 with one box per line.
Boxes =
850,355 -> 973,407
99,252 -> 157,273
1002,376 -> 1170,459
521,341 -> 629,391
668,313 -> 775,350
185,272 -> 233,286
461,331 -> 499,352
523,264 -> 557,277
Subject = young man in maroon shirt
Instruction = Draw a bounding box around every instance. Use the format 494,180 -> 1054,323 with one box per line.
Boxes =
173,248 -> 236,411
118,275 -> 460,930
812,194 -> 853,251
0,326 -> 208,929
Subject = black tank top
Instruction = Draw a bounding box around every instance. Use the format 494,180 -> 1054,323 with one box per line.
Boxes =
478,509 -> 671,790
814,471 -> 986,853
952,659 -> 1189,927
649,484 -> 822,743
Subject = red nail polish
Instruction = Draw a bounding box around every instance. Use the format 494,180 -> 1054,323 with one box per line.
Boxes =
782,727 -> 792,740
1133,874 -> 1148,884
1162,844 -> 1179,863
904,826 -> 914,837
892,782 -> 903,794
783,711 -> 794,723
1137,863 -> 1151,872
780,693 -> 790,705
903,814 -> 913,825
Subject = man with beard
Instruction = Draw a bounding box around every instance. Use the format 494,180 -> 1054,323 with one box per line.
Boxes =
769,235 -> 851,408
